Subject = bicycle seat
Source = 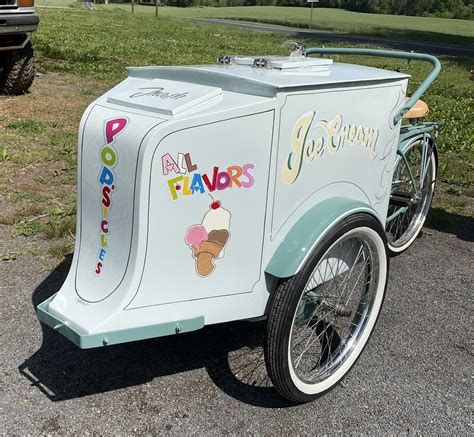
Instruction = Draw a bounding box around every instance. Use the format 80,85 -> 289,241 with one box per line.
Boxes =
403,99 -> 429,120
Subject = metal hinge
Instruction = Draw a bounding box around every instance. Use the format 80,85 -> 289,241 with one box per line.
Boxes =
253,58 -> 268,68
217,55 -> 233,65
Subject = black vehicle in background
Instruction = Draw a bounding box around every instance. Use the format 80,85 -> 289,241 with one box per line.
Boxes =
0,0 -> 39,94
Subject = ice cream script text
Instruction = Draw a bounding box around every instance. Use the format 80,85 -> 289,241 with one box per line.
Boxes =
282,112 -> 380,184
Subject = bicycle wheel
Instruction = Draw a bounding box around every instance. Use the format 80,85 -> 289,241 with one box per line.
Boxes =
265,214 -> 388,403
386,138 -> 436,256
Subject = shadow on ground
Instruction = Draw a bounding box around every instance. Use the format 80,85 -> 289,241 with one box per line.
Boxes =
426,207 -> 474,242
19,255 -> 291,408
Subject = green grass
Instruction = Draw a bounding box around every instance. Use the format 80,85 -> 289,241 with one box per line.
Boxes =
158,6 -> 474,46
14,220 -> 42,237
0,204 -> 44,225
42,215 -> 76,239
34,8 -> 294,77
47,242 -> 74,259
37,2 -> 474,46
6,118 -> 43,135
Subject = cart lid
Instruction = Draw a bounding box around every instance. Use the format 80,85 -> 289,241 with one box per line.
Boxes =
128,59 -> 409,98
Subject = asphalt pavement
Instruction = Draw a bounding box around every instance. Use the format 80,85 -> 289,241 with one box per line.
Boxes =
0,215 -> 472,434
193,19 -> 474,59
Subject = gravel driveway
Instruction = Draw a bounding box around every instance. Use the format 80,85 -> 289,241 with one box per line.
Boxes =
0,217 -> 472,434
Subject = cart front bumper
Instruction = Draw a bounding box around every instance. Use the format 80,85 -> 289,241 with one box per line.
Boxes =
37,294 -> 205,349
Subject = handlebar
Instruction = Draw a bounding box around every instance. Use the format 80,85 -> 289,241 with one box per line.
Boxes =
304,47 -> 441,125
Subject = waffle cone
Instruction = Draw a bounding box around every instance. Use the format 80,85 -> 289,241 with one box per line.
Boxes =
195,240 -> 225,277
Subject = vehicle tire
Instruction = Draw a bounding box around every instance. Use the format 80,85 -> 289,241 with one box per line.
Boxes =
0,41 -> 35,95
264,213 -> 389,403
385,138 -> 437,256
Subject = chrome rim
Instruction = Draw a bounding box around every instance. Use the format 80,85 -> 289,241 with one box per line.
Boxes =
289,230 -> 381,384
386,141 -> 435,249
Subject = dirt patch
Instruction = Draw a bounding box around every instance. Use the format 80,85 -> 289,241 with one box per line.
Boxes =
1,71 -> 107,127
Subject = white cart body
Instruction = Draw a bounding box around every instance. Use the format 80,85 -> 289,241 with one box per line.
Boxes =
38,56 -> 409,348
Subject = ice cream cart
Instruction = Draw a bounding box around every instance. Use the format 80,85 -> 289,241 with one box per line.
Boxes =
37,44 -> 440,403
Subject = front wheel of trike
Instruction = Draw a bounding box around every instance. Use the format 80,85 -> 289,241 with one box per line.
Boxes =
265,214 -> 389,403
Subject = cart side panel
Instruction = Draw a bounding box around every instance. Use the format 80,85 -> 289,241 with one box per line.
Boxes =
75,105 -> 163,303
127,110 -> 275,309
272,81 -> 407,238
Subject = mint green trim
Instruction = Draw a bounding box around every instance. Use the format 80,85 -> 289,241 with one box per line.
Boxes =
265,197 -> 376,278
386,205 -> 408,223
397,147 -> 418,192
399,122 -> 439,147
305,48 -> 441,125
37,294 -> 205,349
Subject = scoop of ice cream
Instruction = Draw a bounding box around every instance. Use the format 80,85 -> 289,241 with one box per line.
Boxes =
202,201 -> 231,233
208,229 -> 229,246
206,229 -> 230,259
185,225 -> 208,252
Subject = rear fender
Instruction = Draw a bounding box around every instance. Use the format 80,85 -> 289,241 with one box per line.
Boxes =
265,197 -> 379,279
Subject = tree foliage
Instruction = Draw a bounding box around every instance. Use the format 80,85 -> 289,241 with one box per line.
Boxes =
337,0 -> 473,19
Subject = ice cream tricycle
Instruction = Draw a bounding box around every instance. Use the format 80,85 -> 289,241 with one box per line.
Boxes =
37,43 -> 441,403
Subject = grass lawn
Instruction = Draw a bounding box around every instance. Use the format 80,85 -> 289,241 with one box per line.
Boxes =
37,1 -> 474,46
0,7 -> 472,260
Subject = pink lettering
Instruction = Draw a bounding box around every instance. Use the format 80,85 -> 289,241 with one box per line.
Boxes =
105,118 -> 128,144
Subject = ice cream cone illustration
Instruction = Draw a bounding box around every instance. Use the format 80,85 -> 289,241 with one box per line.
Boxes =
185,200 -> 231,277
